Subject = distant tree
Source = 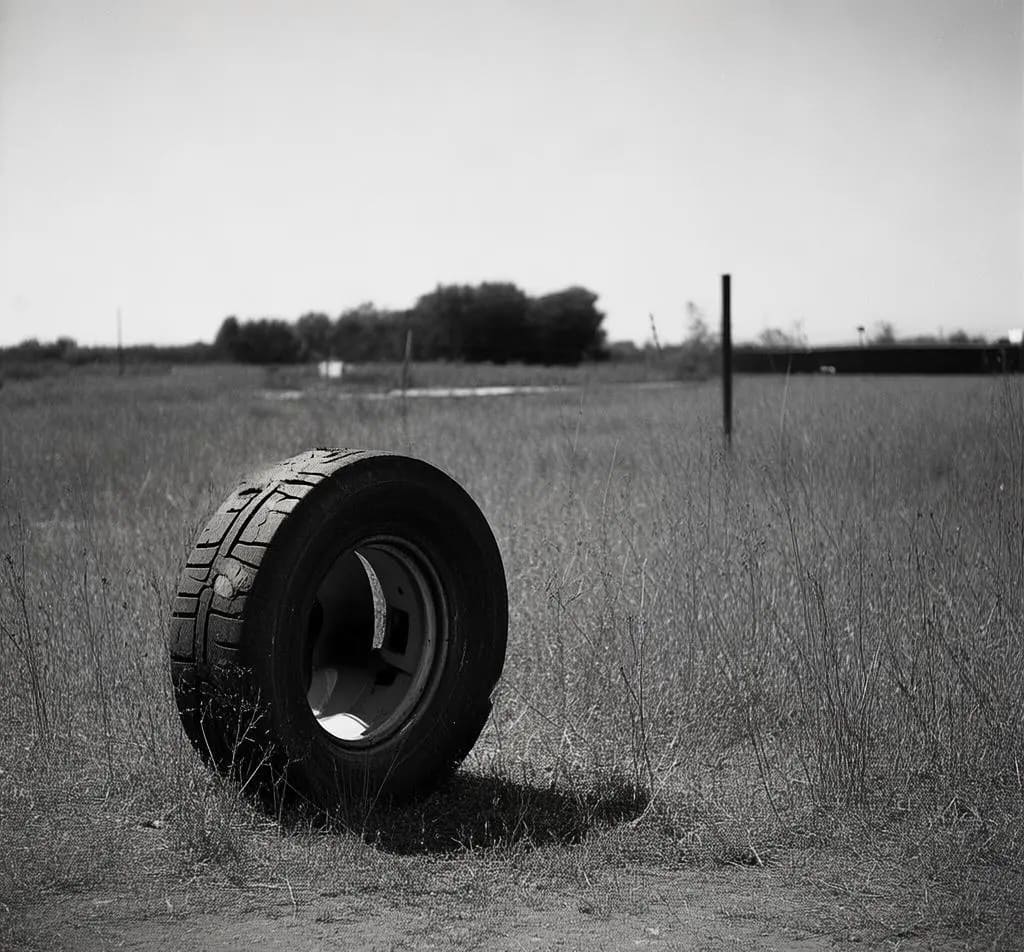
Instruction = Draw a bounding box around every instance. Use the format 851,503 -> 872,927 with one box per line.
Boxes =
247,319 -> 303,363
758,327 -> 798,349
678,304 -> 719,378
220,318 -> 303,363
607,340 -> 642,361
684,302 -> 714,346
5,337 -> 78,362
214,316 -> 241,358
411,282 -> 534,362
947,328 -> 987,345
757,320 -> 806,349
295,312 -> 333,360
463,283 -> 531,362
55,337 -> 77,359
871,321 -> 897,345
410,285 -> 470,360
12,338 -> 42,357
686,306 -> 716,347
332,303 -> 405,361
522,286 -> 606,364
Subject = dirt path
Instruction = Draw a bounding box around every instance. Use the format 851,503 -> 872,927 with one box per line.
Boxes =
8,865 -> 968,952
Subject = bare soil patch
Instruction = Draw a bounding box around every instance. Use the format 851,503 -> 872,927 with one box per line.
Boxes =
8,861 -> 967,952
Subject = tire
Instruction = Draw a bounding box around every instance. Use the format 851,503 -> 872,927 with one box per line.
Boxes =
168,448 -> 508,809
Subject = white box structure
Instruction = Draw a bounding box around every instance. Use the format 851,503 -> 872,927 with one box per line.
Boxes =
318,360 -> 345,379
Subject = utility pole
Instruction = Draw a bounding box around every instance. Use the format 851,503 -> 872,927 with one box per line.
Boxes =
721,274 -> 732,448
400,327 -> 413,393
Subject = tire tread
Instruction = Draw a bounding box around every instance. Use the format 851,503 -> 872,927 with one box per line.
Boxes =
169,449 -> 361,758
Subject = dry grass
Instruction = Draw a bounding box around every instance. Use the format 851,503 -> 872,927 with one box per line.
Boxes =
259,356 -> 680,391
0,368 -> 1021,949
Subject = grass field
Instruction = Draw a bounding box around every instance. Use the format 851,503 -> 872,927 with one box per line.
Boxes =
1,365 -> 1022,950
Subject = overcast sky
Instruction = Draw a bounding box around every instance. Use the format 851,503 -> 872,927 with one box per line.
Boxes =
0,0 -> 1020,347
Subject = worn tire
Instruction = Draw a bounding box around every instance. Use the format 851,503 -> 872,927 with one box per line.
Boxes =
168,448 -> 507,808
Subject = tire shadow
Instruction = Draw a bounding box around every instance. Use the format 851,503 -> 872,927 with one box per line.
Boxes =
352,770 -> 647,856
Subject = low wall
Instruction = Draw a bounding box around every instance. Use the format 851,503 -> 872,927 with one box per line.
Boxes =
734,345 -> 1024,375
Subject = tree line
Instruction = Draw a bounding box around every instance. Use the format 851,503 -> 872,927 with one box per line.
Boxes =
214,283 -> 608,365
4,295 -> 1003,378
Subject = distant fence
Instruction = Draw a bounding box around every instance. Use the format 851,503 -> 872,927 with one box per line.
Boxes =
734,345 -> 1024,375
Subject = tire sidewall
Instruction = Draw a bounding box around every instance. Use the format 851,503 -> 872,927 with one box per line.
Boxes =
245,455 -> 507,803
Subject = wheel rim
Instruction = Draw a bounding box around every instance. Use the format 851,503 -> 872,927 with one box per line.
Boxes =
305,537 -> 445,745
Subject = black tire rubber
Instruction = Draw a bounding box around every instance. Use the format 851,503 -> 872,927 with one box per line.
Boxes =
168,448 -> 507,808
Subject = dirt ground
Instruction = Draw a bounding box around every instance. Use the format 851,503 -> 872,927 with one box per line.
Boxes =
7,864 -> 979,952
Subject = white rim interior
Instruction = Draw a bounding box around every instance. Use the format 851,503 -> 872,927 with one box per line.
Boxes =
305,539 -> 442,744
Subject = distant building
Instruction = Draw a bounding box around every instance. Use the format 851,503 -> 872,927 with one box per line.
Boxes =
318,360 -> 344,379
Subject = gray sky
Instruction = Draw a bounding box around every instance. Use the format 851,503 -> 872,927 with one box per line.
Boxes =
1,0 -> 1020,347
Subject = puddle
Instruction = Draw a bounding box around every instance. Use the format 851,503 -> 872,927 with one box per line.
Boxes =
386,384 -> 566,399
261,384 -> 569,401
260,380 -> 678,402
